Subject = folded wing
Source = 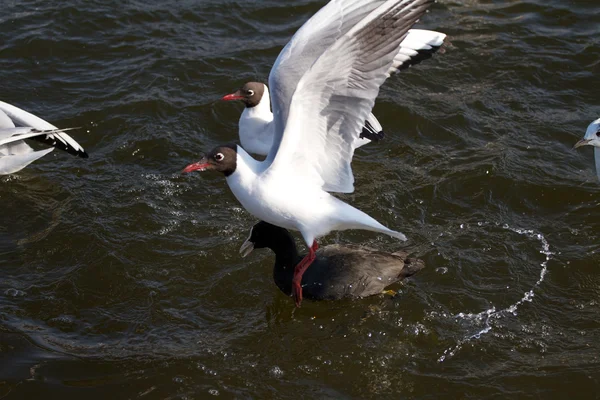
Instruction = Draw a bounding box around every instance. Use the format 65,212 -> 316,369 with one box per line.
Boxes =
0,110 -> 56,174
0,100 -> 88,158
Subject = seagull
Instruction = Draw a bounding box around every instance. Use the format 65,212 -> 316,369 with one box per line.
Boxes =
184,0 -> 435,306
222,29 -> 446,156
223,82 -> 383,155
0,100 -> 88,175
574,118 -> 600,181
240,221 -> 425,302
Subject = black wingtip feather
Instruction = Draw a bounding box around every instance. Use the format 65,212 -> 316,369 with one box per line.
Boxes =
29,135 -> 88,158
359,120 -> 385,141
395,43 -> 444,73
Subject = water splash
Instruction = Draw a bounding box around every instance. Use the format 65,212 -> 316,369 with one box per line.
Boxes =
438,223 -> 553,362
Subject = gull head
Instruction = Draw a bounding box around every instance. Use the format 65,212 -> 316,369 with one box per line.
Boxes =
222,82 -> 265,108
574,118 -> 600,149
182,143 -> 237,176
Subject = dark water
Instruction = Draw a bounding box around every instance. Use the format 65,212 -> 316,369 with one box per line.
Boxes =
1,0 -> 600,398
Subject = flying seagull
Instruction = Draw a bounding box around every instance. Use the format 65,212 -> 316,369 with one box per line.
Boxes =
222,29 -> 446,156
184,0 -> 435,306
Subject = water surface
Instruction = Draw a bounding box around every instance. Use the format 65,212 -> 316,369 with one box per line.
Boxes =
1,0 -> 600,398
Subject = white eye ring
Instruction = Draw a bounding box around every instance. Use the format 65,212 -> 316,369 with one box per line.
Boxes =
215,153 -> 224,161
247,89 -> 255,96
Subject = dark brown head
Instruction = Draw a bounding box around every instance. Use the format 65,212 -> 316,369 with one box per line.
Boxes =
222,82 -> 265,108
182,144 -> 237,177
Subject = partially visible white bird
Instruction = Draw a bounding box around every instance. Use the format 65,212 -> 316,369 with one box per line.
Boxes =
0,100 -> 87,175
574,118 -> 600,181
184,0 -> 436,306
222,29 -> 446,156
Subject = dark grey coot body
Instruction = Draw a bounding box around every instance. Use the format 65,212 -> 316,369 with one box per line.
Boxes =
240,222 -> 425,301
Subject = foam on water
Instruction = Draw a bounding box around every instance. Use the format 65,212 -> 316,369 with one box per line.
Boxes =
438,222 -> 553,362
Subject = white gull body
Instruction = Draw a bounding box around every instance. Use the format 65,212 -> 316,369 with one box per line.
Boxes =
0,100 -> 87,174
225,147 -> 400,245
189,0 -> 438,247
233,29 -> 446,156
238,85 -> 274,155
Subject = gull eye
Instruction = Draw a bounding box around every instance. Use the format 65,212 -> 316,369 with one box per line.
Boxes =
215,152 -> 224,162
596,131 -> 600,137
247,89 -> 255,96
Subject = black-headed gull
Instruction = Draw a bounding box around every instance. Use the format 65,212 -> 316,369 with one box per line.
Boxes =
239,221 -> 425,302
223,82 -> 383,155
0,101 -> 87,175
223,28 -> 446,156
574,118 -> 600,181
184,0 -> 435,306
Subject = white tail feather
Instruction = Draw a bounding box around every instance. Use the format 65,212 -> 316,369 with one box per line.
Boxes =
0,148 -> 54,175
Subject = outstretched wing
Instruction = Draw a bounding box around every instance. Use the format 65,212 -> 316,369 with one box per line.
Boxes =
267,0 -> 390,160
0,100 -> 88,158
268,0 -> 434,193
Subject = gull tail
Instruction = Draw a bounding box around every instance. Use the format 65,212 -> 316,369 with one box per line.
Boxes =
334,198 -> 407,242
0,148 -> 54,175
378,227 -> 407,242
388,29 -> 447,76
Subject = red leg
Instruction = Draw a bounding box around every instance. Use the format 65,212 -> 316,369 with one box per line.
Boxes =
292,240 -> 319,307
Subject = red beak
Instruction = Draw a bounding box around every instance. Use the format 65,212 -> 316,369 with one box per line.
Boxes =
222,90 -> 244,101
182,159 -> 212,173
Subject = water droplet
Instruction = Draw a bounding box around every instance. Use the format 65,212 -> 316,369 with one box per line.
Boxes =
269,366 -> 284,378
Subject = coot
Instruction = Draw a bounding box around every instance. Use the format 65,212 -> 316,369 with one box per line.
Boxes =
240,221 -> 425,302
